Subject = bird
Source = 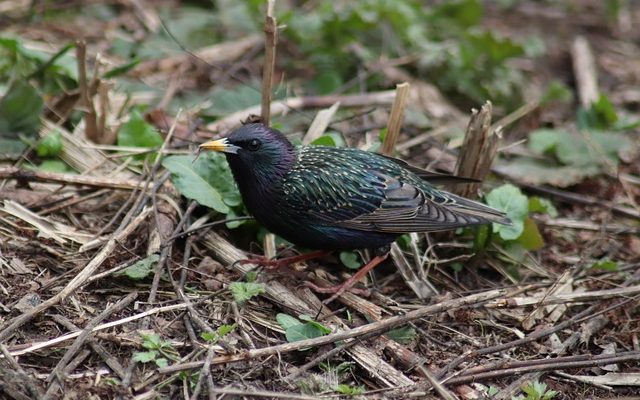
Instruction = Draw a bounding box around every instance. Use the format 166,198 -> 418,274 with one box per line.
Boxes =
200,122 -> 510,302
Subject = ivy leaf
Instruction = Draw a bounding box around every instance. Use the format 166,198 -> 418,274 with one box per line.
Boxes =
229,282 -> 265,304
115,254 -> 159,280
485,184 -> 529,240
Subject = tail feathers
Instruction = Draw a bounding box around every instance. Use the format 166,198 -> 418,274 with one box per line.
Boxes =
446,193 -> 512,226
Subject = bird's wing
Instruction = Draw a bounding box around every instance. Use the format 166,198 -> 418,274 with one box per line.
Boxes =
281,146 -> 509,234
334,172 -> 509,233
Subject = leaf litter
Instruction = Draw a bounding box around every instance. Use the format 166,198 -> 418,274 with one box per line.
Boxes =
0,1 -> 639,399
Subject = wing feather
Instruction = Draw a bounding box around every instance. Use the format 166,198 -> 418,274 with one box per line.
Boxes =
280,146 -> 509,234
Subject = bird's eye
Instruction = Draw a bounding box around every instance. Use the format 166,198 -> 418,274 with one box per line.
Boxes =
247,139 -> 261,151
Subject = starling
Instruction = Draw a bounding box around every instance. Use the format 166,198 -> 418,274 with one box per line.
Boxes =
200,122 -> 510,301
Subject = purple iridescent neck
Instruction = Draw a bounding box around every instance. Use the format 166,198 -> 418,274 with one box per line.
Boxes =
223,124 -> 297,198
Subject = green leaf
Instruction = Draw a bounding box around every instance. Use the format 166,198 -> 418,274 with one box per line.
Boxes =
36,160 -> 73,173
115,254 -> 159,280
339,251 -> 361,270
154,358 -> 169,368
472,224 -> 491,251
285,323 -> 328,343
117,110 -> 163,153
229,282 -> 265,304
311,132 -> 346,147
36,130 -> 63,157
517,217 -> 544,251
133,351 -> 157,363
541,81 -> 573,104
103,59 -> 140,78
313,70 -> 343,95
0,80 -> 43,138
485,184 -> 529,241
217,323 -> 236,337
0,138 -> 27,156
276,313 -> 302,330
200,332 -> 217,342
577,94 -> 618,130
529,128 -> 630,168
429,0 -> 482,29
205,85 -> 261,117
495,159 -> 601,187
244,270 -> 258,282
450,262 -> 464,273
140,333 -> 164,349
162,154 -> 233,214
386,326 -> 417,345
590,258 -> 618,271
335,384 -> 365,395
528,128 -> 565,155
298,315 -> 331,334
528,197 -> 558,218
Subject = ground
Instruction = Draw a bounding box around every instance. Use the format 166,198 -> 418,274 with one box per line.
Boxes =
0,1 -> 639,399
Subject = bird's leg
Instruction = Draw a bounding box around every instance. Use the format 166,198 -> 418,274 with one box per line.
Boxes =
237,250 -> 329,270
306,253 -> 389,304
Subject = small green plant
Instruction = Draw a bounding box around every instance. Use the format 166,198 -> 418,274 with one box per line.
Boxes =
133,332 -> 179,369
385,325 -> 417,345
483,184 -> 556,251
335,383 -> 365,396
513,381 -> 558,400
200,324 -> 236,343
498,93 -> 636,188
115,254 -> 159,280
589,258 -> 619,271
276,313 -> 331,344
117,109 -> 163,161
229,281 -> 265,304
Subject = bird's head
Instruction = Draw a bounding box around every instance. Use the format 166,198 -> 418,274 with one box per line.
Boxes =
199,123 -> 296,187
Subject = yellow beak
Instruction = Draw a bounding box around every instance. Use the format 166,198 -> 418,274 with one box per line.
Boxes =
199,138 -> 240,154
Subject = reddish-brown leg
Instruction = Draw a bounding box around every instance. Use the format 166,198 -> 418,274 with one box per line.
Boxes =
305,254 -> 389,304
237,250 -> 329,270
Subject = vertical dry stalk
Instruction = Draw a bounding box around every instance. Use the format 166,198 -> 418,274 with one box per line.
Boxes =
261,0 -> 278,257
261,0 -> 277,126
381,82 -> 410,156
76,40 -> 101,143
454,101 -> 500,199
571,36 -> 599,108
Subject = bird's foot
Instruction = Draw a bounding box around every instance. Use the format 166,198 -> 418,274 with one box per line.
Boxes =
237,250 -> 329,270
305,254 -> 388,304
